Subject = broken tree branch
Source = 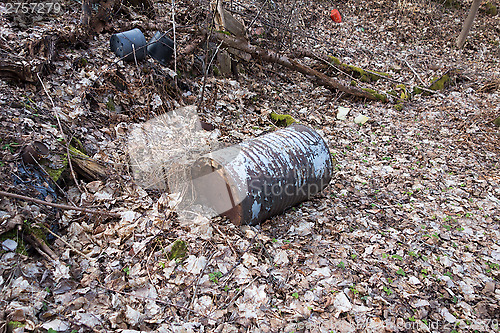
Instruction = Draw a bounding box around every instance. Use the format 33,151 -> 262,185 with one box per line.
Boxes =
211,31 -> 380,101
0,191 -> 120,218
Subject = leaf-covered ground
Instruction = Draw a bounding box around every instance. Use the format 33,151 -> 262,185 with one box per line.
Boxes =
0,0 -> 499,332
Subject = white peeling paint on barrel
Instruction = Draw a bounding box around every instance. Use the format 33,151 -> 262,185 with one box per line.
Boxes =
191,124 -> 333,225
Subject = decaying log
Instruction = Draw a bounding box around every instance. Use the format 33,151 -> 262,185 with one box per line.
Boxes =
212,31 -> 380,101
0,59 -> 35,83
69,148 -> 109,181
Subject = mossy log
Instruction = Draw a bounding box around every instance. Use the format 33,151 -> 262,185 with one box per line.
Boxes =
327,56 -> 391,83
211,31 -> 380,101
429,75 -> 450,91
69,146 -> 109,181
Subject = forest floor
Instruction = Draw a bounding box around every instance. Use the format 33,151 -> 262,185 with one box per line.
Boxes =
0,0 -> 499,331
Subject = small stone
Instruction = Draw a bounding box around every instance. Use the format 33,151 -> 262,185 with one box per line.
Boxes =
413,299 -> 430,307
483,282 -> 496,294
2,239 -> 17,252
439,256 -> 452,267
440,307 -> 456,323
333,292 -> 352,318
274,250 -> 289,265
366,317 -> 385,333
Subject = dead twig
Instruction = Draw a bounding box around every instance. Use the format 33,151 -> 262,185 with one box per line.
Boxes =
212,224 -> 238,256
172,0 -> 178,89
37,73 -> 84,193
100,284 -> 220,321
24,231 -> 58,261
224,276 -> 259,310
404,59 -> 426,87
41,224 -> 91,260
0,190 -> 120,218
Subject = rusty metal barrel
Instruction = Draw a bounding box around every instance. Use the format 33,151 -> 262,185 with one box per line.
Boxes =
191,123 -> 333,225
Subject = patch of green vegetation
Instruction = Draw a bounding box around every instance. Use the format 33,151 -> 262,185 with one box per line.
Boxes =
396,268 -> 406,276
24,220 -> 47,244
350,80 -> 358,86
361,88 -> 388,102
8,321 -> 26,330
169,240 -> 187,261
209,271 -> 222,284
328,55 -> 341,66
270,112 -> 296,127
43,153 -> 68,182
429,75 -> 450,91
483,1 -> 498,15
291,292 -> 299,299
493,116 -> 500,127
395,84 -> 409,100
106,97 -> 115,112
383,286 -> 393,295
350,285 -> 359,294
345,64 -> 371,82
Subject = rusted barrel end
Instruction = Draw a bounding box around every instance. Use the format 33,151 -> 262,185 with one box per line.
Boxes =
191,124 -> 333,225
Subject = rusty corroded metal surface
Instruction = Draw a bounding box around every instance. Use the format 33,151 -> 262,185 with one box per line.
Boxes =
192,124 -> 333,225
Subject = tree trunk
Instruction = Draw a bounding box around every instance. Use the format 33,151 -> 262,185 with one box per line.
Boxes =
456,0 -> 481,48
81,0 -> 92,26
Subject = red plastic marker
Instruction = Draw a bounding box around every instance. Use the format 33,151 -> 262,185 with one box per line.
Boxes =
330,9 -> 342,23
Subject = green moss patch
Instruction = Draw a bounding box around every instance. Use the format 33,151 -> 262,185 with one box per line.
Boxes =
483,1 -> 498,15
362,88 -> 388,103
8,321 -> 26,330
270,112 -> 297,127
169,240 -> 187,261
429,75 -> 450,91
44,154 -> 68,182
328,55 -> 341,66
493,116 -> 500,127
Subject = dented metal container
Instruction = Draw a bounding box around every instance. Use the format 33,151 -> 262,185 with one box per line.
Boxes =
191,124 -> 333,225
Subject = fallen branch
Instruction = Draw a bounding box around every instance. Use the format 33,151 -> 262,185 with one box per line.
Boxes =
211,31 -> 381,101
42,225 -> 92,261
24,231 -> 58,261
0,191 -> 120,218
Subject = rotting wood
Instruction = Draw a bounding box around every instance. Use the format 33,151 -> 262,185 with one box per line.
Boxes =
24,232 -> 58,261
0,59 -> 35,83
69,147 -> 109,181
0,214 -> 23,235
211,31 -> 381,101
